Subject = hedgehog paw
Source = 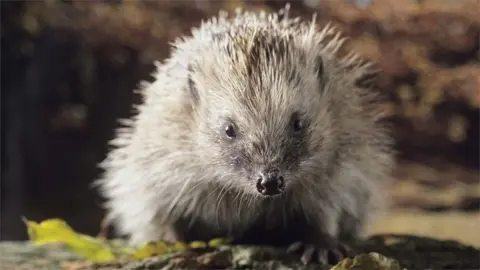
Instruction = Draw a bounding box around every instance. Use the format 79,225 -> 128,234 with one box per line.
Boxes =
286,239 -> 353,266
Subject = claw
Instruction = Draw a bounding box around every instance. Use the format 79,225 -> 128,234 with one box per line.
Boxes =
286,240 -> 353,266
329,248 -> 344,262
339,242 -> 354,257
286,241 -> 303,253
300,244 -> 315,265
317,248 -> 328,266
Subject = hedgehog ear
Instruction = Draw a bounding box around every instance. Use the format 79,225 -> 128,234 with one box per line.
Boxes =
315,55 -> 324,76
354,69 -> 377,89
187,64 -> 200,104
314,55 -> 326,89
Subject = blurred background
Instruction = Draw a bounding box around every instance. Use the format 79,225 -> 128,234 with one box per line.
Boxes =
1,0 -> 479,246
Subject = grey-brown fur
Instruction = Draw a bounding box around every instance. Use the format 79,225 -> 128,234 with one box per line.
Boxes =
95,5 -> 395,264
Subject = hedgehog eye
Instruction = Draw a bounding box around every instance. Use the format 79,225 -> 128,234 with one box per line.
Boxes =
225,124 -> 237,139
293,119 -> 303,132
291,113 -> 303,133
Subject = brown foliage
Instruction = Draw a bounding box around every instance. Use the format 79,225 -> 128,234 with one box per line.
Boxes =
15,0 -> 480,169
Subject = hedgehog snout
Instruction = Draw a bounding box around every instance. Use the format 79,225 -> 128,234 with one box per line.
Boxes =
256,169 -> 285,196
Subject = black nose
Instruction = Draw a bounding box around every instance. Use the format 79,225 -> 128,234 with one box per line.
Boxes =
256,169 -> 285,196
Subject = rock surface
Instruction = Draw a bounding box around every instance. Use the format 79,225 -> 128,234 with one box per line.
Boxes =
1,234 -> 478,270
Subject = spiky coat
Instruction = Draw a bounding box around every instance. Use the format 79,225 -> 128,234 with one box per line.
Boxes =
96,5 -> 394,249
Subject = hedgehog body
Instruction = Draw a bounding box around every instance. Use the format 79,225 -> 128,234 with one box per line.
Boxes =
96,5 -> 394,265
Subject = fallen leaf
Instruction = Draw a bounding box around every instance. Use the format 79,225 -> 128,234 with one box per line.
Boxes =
189,240 -> 208,249
23,217 -> 116,263
23,217 -> 234,263
208,237 -> 232,248
330,252 -> 403,270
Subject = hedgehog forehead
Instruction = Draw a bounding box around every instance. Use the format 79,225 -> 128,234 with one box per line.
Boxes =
215,30 -> 308,96
223,28 -> 302,71
190,23 -> 326,125
195,29 -> 315,123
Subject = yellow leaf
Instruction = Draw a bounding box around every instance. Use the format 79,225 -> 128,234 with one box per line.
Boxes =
189,241 -> 207,249
108,239 -> 136,255
132,240 -> 171,260
208,238 -> 231,248
155,240 -> 170,253
23,217 -> 116,263
132,242 -> 158,259
172,241 -> 188,252
329,252 -> 402,270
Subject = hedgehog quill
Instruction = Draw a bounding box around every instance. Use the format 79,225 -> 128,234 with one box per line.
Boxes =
96,4 -> 395,266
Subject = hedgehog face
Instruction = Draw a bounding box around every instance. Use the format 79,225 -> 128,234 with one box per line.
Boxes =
212,110 -> 312,197
188,30 -> 338,197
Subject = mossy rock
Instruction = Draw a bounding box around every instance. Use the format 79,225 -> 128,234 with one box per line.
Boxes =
1,234 -> 478,269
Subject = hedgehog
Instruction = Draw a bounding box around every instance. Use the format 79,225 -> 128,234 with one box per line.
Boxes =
95,4 -> 395,266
